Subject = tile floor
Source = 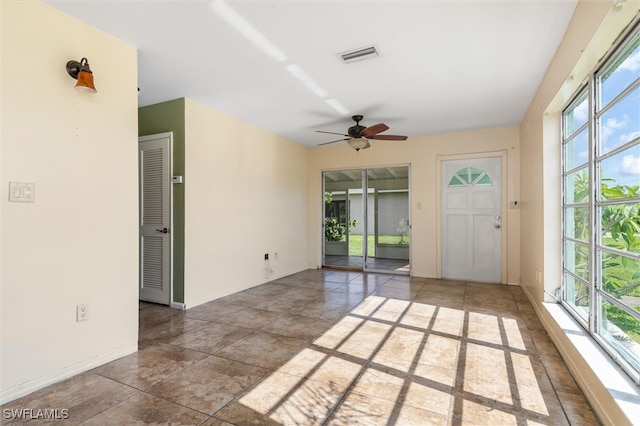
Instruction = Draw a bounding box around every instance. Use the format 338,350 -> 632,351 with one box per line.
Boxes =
323,256 -> 410,273
2,269 -> 600,425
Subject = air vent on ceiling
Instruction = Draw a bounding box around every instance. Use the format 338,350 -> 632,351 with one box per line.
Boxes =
340,46 -> 378,63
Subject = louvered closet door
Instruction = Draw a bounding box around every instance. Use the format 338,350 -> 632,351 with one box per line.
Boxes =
139,134 -> 171,305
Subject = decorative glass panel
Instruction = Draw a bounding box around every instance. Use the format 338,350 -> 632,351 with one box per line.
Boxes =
448,167 -> 492,187
470,167 -> 483,183
476,174 -> 492,186
455,169 -> 469,184
448,175 -> 466,186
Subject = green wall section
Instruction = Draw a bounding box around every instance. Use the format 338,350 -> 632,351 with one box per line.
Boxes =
138,98 -> 186,304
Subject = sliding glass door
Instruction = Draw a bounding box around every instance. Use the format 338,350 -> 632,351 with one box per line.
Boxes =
364,167 -> 410,273
322,166 -> 410,274
323,169 -> 363,269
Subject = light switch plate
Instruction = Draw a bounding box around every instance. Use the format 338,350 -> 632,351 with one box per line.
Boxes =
8,182 -> 35,203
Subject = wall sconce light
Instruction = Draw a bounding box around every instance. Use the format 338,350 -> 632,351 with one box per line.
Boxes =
65,58 -> 97,93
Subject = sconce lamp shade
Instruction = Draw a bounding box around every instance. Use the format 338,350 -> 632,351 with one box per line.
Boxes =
347,137 -> 370,151
75,70 -> 96,93
66,58 -> 97,93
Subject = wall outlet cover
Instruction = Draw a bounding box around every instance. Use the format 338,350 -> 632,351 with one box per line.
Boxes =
76,303 -> 88,322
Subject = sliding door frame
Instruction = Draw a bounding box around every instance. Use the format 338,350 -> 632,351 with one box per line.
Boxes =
322,165 -> 411,275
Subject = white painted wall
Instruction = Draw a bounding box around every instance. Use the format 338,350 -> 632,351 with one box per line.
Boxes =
519,1 -> 638,424
308,126 -> 521,283
183,99 -> 309,308
0,1 -> 139,403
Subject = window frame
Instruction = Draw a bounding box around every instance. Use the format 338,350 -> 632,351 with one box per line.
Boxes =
561,20 -> 640,384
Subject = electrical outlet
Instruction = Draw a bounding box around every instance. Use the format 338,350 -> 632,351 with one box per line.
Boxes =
76,303 -> 88,322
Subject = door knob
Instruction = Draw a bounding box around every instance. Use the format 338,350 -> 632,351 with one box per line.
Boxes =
155,228 -> 169,234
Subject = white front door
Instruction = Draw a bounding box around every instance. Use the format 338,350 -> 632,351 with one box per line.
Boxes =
139,133 -> 172,304
442,157 -> 502,283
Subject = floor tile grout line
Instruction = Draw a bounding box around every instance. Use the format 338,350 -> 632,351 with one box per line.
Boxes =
497,314 -> 527,426
451,306 -> 470,426
74,373 -> 213,423
319,293 -> 421,424
5,271 -> 596,425
384,303 -> 450,426
137,353 -> 283,419
204,276 -> 382,424
146,274 -> 552,424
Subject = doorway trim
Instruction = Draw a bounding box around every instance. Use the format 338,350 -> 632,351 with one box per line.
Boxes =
436,150 -> 507,283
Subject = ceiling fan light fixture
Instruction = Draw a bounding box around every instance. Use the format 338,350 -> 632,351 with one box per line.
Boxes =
348,137 -> 369,151
316,115 -> 405,150
339,46 -> 378,63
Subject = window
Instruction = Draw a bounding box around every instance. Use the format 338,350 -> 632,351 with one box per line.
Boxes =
448,167 -> 493,187
561,23 -> 640,383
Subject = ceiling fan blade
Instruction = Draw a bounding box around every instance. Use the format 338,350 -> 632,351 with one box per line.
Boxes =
317,138 -> 350,146
316,130 -> 349,136
369,134 -> 408,141
361,123 -> 389,137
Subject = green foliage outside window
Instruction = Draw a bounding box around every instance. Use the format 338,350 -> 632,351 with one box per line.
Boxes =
324,217 -> 358,242
568,171 -> 640,343
325,192 -> 358,242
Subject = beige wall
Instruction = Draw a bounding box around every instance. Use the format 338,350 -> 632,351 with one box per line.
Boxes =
519,1 -> 638,424
2,0 -> 636,417
308,126 -> 521,283
183,99 -> 309,308
0,1 -> 139,402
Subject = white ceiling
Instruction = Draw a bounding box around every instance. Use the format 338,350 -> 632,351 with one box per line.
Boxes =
45,0 -> 577,148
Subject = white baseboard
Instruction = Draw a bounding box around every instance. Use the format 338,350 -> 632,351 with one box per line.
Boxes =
0,343 -> 138,405
170,301 -> 186,310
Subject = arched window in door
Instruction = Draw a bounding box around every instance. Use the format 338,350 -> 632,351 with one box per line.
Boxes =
448,167 -> 493,187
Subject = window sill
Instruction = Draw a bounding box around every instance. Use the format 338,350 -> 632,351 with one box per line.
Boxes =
542,302 -> 640,425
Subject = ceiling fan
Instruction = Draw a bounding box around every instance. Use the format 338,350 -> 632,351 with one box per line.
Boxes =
316,115 -> 408,151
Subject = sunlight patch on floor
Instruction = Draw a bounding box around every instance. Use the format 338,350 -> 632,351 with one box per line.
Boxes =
503,317 -> 527,350
236,292 -> 555,424
350,295 -> 387,316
